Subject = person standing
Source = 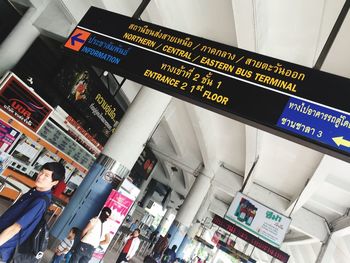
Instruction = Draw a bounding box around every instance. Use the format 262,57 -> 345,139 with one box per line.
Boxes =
0,162 -> 65,262
70,207 -> 111,263
161,245 -> 177,263
148,230 -> 159,249
152,233 -> 171,260
115,229 -> 141,263
52,227 -> 78,263
129,219 -> 139,232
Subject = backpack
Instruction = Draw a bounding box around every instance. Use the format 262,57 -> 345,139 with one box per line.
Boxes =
12,195 -> 50,263
162,254 -> 171,263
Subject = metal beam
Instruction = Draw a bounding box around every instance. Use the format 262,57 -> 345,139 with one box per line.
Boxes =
241,126 -> 260,193
212,165 -> 243,197
148,142 -> 202,175
115,0 -> 152,89
315,234 -> 337,263
325,176 -> 350,196
290,246 -> 306,263
286,155 -> 329,215
313,0 -> 350,69
185,104 -> 214,172
248,183 -> 329,242
308,195 -> 346,216
131,0 -> 151,19
330,214 -> 350,237
284,236 -> 319,246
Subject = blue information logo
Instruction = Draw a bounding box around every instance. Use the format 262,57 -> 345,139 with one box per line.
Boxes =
277,97 -> 350,153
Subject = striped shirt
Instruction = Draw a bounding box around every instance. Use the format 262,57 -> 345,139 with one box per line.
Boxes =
57,238 -> 74,255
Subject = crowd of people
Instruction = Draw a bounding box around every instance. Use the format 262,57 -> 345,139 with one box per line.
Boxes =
0,162 -> 113,263
118,220 -> 179,263
0,162 -> 181,263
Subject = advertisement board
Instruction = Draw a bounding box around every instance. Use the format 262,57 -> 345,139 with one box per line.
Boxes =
13,38 -> 125,147
92,190 -> 134,260
0,119 -> 20,152
0,72 -> 52,132
225,192 -> 291,247
64,7 -> 350,162
54,61 -> 124,146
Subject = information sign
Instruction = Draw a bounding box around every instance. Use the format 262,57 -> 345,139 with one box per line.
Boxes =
64,7 -> 350,161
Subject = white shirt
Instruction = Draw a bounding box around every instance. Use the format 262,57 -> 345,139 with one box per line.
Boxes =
124,235 -> 141,259
57,237 -> 74,255
81,217 -> 110,248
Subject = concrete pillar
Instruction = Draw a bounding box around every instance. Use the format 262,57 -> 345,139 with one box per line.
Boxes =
135,168 -> 155,204
176,235 -> 192,259
0,6 -> 43,75
51,87 -> 171,239
177,188 -> 214,257
178,188 -> 214,254
139,179 -> 157,208
156,208 -> 175,234
128,169 -> 155,216
168,171 -> 212,249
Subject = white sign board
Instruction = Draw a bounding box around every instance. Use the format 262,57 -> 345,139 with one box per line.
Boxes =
225,192 -> 291,247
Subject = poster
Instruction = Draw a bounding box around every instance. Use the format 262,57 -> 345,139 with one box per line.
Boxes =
0,118 -> 20,152
92,190 -> 134,260
0,150 -> 11,174
54,61 -> 124,146
225,192 -> 291,247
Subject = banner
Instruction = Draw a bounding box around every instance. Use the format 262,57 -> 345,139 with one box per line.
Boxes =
13,38 -> 125,147
92,190 -> 134,260
0,72 -> 52,132
225,192 -> 291,247
0,150 -> 11,174
212,215 -> 289,263
54,61 -> 124,145
0,119 -> 20,152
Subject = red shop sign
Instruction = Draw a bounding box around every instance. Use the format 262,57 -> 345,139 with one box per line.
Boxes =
0,72 -> 52,132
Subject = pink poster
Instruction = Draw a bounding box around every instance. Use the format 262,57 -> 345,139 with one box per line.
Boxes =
92,190 -> 134,260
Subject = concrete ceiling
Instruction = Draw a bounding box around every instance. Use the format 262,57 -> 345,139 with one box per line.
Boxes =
19,0 -> 350,262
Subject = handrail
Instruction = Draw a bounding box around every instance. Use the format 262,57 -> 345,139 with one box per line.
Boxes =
47,202 -> 65,228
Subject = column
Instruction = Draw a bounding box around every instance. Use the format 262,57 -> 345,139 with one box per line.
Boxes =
156,208 -> 175,234
139,179 -> 157,208
129,169 -> 155,216
0,6 -> 42,75
168,171 -> 212,250
177,191 -> 214,259
51,87 -> 171,240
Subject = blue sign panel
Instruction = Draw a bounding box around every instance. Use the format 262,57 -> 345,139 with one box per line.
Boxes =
277,97 -> 350,153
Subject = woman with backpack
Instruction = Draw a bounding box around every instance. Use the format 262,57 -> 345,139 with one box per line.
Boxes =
69,207 -> 111,263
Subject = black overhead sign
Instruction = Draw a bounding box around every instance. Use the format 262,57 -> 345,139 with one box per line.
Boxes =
64,7 -> 350,162
212,215 -> 289,263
